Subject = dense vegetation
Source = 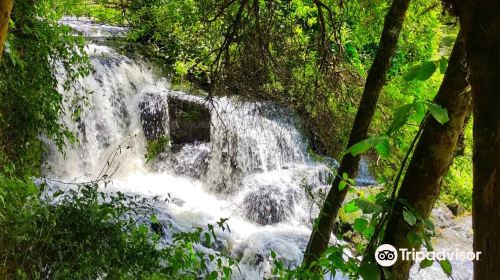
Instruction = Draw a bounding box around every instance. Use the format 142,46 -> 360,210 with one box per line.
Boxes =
1,0 -> 498,279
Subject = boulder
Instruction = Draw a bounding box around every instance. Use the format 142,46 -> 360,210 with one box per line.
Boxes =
447,202 -> 465,216
139,92 -> 167,141
431,205 -> 456,229
242,187 -> 295,225
168,96 -> 210,145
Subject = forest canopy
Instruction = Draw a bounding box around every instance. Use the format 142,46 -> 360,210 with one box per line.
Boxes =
1,0 -> 497,279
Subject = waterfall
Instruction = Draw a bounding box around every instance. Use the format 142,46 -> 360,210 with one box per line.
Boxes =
44,18 -> 385,280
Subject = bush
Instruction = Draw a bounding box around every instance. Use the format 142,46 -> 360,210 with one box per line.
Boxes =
0,175 -> 236,279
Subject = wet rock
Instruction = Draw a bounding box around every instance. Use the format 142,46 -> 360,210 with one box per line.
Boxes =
139,92 -> 167,141
150,221 -> 165,237
169,142 -> 210,178
447,202 -> 465,216
254,253 -> 264,265
168,96 -> 210,145
153,142 -> 210,179
242,187 -> 295,225
431,205 -> 456,229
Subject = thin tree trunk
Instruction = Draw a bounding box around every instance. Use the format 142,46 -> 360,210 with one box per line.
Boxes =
381,30 -> 471,280
0,0 -> 14,59
303,0 -> 411,267
455,1 -> 500,278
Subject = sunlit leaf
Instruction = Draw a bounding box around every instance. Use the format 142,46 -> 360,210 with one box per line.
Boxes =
344,200 -> 360,213
420,259 -> 433,270
429,103 -> 449,125
348,139 -> 373,156
353,218 -> 369,234
405,61 -> 438,81
347,136 -> 389,157
374,137 -> 390,158
439,259 -> 452,277
339,180 -> 347,191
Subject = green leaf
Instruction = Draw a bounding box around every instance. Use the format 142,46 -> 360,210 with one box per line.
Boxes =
356,199 -> 383,214
416,62 -> 438,80
151,215 -> 158,224
374,137 -> 390,158
429,103 -> 449,125
423,233 -> 434,251
204,232 -> 211,246
223,267 -> 232,277
424,218 -> 435,231
405,61 -> 438,81
53,190 -> 64,197
403,209 -> 417,226
339,180 -> 347,191
358,260 -> 381,280
209,271 -> 218,280
439,259 -> 452,277
348,139 -> 373,156
344,200 -> 360,213
420,259 -> 434,269
409,102 -> 426,123
387,103 -> 415,136
404,66 -> 420,81
347,136 -> 389,157
353,218 -> 369,234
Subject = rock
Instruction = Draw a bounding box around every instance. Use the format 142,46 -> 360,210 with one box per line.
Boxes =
431,205 -> 456,229
150,221 -> 164,237
152,142 -> 210,179
242,187 -> 295,225
168,96 -> 210,145
447,202 -> 465,216
254,253 -> 264,265
139,92 -> 167,141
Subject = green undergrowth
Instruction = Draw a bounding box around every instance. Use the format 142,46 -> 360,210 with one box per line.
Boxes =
0,174 -> 236,279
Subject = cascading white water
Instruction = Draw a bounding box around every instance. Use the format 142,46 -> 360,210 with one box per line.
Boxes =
46,21 -> 335,279
45,18 -> 472,280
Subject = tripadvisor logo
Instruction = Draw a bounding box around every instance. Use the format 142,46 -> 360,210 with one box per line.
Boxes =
375,244 -> 482,267
375,244 -> 398,267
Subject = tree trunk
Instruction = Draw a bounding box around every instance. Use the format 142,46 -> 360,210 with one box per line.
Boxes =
303,0 -> 412,267
0,0 -> 14,59
381,30 -> 471,279
455,1 -> 500,278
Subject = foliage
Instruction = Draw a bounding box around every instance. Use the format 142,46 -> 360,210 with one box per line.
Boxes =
0,174 -> 236,279
67,0 -> 452,162
0,0 -> 474,279
64,0 -> 126,25
0,0 -> 89,177
145,136 -> 170,163
442,121 -> 473,210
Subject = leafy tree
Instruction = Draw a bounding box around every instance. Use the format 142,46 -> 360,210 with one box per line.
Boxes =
303,0 -> 412,268
0,175 -> 236,279
0,0 -> 89,177
380,30 -> 471,279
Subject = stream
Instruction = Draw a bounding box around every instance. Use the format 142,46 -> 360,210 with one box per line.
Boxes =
44,17 -> 473,280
